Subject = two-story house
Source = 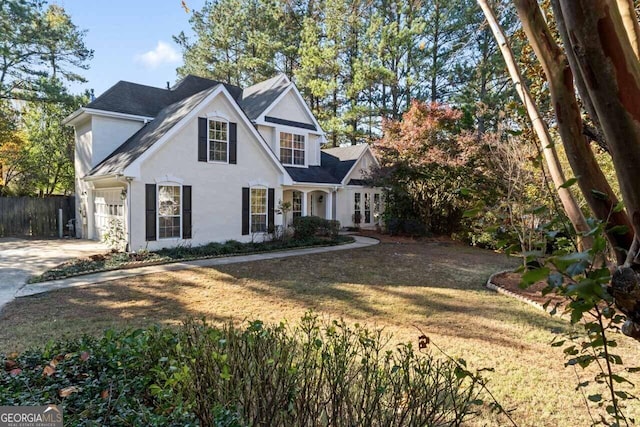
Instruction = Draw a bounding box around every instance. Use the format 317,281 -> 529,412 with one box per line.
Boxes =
64,74 -> 383,251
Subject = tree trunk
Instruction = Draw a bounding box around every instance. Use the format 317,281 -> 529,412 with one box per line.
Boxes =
477,0 -> 593,250
616,0 -> 640,58
514,0 -> 634,265
560,0 -> 640,340
550,0 -> 608,153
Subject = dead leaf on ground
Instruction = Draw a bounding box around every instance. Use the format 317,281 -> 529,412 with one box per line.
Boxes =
59,386 -> 79,397
80,351 -> 90,362
42,365 -> 55,377
9,368 -> 22,376
4,359 -> 17,370
100,389 -> 110,399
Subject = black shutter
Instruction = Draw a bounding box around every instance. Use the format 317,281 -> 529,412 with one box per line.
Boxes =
268,188 -> 275,231
229,122 -> 237,164
198,117 -> 207,162
145,184 -> 156,241
242,187 -> 250,235
183,185 -> 192,239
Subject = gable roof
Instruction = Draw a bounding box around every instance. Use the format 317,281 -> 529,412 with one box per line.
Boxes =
238,74 -> 290,121
88,85 -> 223,177
85,75 -> 242,118
285,144 -> 371,185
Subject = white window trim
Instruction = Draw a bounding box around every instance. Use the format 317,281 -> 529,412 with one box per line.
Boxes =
207,117 -> 230,164
157,183 -> 182,240
250,186 -> 269,234
277,126 -> 307,168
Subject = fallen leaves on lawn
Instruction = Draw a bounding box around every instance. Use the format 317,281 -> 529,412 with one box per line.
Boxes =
59,386 -> 79,397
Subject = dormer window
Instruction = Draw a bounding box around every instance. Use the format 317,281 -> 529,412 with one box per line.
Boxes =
280,132 -> 305,166
208,119 -> 228,162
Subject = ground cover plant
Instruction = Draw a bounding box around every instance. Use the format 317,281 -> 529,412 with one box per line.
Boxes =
29,234 -> 353,283
1,315 -> 484,426
3,238 -> 640,425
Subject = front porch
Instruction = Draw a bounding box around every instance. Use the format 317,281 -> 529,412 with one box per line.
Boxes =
282,187 -> 335,225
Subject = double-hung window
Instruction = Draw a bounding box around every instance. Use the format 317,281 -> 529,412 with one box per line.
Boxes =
280,132 -> 305,166
251,188 -> 267,233
158,185 -> 181,238
208,119 -> 228,162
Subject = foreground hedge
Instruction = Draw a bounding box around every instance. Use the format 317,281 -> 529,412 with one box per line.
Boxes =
1,315 -> 482,426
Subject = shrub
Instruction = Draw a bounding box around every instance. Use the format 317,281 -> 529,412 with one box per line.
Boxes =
385,217 -> 427,237
293,216 -> 340,240
101,218 -> 127,251
1,316 -> 483,426
176,316 -> 482,426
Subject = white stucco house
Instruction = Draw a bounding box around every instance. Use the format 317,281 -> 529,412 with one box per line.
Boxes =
64,74 -> 383,251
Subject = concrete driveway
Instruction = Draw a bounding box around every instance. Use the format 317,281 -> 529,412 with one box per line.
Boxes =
0,238 -> 108,311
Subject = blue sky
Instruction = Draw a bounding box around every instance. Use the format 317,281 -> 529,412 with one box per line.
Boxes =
59,0 -> 206,96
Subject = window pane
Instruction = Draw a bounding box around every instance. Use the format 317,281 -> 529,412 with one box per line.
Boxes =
251,188 -> 267,214
159,186 -> 180,216
280,148 -> 293,164
280,132 -> 293,148
159,216 -> 180,238
210,141 -> 227,161
294,134 -> 305,149
364,193 -> 371,223
292,191 -> 302,214
294,149 -> 304,165
251,214 -> 267,232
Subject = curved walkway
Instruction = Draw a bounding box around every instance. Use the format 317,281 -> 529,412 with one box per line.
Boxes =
2,236 -> 379,312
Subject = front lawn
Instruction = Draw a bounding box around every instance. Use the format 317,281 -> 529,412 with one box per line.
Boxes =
28,235 -> 353,283
2,237 -> 640,425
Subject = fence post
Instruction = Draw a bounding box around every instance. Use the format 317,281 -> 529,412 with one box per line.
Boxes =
58,208 -> 63,238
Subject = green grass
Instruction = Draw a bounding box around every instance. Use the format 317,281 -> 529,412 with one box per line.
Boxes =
2,238 -> 640,426
28,235 -> 353,283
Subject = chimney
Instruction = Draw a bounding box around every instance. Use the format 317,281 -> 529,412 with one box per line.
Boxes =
166,81 -> 170,90
90,89 -> 95,101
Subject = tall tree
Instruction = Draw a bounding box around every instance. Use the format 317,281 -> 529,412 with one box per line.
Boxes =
557,0 -> 640,339
477,0 -> 593,249
513,0 -> 634,264
0,0 -> 92,101
175,0 -> 302,87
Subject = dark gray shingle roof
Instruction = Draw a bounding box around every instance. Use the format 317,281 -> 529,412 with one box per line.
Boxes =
88,85 -> 221,176
86,75 -> 242,118
285,166 -> 342,184
83,74 -> 373,185
239,75 -> 290,120
286,145 -> 368,184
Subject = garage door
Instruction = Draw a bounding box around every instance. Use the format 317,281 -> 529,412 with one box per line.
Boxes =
94,189 -> 124,241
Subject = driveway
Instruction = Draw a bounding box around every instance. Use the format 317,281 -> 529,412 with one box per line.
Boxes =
0,238 -> 108,311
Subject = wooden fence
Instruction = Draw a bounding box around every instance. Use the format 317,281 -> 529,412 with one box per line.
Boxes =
0,196 -> 75,238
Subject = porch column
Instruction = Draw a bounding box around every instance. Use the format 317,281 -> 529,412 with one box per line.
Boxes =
301,191 -> 308,216
326,191 -> 333,220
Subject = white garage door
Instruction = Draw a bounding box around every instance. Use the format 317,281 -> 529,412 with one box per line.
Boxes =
94,189 -> 124,241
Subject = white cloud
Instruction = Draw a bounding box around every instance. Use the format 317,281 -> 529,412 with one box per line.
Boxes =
135,41 -> 180,69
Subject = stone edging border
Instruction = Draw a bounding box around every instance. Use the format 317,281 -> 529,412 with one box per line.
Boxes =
28,238 -> 356,284
485,269 -> 550,313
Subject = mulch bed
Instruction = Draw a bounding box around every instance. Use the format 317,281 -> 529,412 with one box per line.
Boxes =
490,271 -> 567,311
